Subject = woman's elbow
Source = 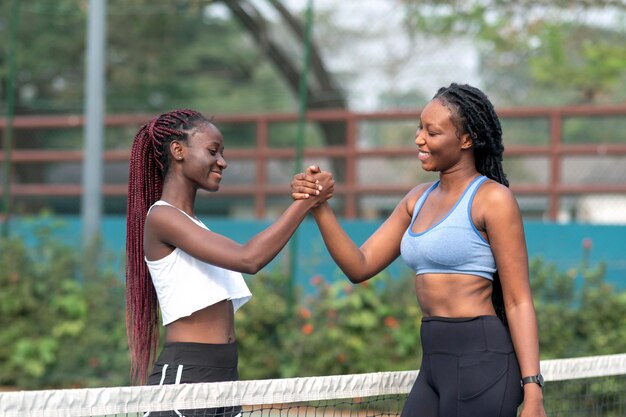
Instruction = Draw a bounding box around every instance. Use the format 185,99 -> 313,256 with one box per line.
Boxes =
239,260 -> 263,275
232,245 -> 266,274
345,271 -> 369,284
232,253 -> 256,274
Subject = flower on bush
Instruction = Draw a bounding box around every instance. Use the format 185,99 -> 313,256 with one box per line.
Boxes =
384,316 -> 400,329
89,357 -> 100,369
301,323 -> 314,335
299,307 -> 312,319
310,275 -> 323,286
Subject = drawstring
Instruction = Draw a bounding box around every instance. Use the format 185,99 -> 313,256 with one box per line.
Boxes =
175,364 -> 183,384
143,364 -> 186,417
173,365 -> 185,417
159,364 -> 169,385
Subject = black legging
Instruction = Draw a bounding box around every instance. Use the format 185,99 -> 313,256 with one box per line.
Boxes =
401,316 -> 523,417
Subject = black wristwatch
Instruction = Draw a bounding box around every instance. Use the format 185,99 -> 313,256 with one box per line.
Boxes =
520,373 -> 544,388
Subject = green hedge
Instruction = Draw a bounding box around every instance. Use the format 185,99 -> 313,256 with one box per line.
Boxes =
1,223 -> 625,389
0,222 -> 129,389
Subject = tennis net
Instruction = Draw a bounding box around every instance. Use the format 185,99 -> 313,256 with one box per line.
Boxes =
1,353 -> 625,417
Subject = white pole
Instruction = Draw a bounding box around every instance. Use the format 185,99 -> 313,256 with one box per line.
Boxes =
81,0 -> 107,248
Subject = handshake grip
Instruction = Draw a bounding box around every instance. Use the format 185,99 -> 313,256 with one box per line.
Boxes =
291,165 -> 335,205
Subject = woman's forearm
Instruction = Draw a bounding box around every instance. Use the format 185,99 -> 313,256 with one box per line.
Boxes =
506,302 -> 543,401
240,200 -> 313,274
312,203 -> 370,282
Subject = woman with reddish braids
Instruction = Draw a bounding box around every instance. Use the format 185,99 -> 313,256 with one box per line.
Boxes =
126,109 -> 333,417
291,84 -> 546,417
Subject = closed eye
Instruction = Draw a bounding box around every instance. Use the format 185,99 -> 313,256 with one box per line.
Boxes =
418,127 -> 437,136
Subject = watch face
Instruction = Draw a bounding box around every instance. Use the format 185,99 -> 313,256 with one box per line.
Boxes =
538,374 -> 545,386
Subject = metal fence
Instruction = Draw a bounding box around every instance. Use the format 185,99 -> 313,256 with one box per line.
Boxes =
1,104 -> 626,221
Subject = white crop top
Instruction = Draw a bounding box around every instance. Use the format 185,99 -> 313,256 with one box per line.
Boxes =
145,200 -> 252,325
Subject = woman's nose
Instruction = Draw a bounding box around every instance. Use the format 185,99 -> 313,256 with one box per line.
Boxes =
415,130 -> 424,145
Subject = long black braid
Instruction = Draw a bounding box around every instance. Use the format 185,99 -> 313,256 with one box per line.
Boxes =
433,83 -> 509,326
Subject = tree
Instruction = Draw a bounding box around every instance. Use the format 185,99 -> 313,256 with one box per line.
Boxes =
220,0 -> 350,181
402,0 -> 626,105
0,2 -> 88,199
0,0 -> 298,213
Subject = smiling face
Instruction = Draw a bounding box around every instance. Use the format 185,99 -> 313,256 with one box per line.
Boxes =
414,98 -> 472,173
172,121 -> 227,192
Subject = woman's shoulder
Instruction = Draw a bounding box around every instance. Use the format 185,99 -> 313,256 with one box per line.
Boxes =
146,202 -> 200,233
146,202 -> 178,223
474,178 -> 520,218
401,181 -> 438,214
410,181 -> 437,194
477,178 -> 516,204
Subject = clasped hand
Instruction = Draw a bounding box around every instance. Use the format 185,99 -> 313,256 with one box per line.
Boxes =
291,165 -> 334,207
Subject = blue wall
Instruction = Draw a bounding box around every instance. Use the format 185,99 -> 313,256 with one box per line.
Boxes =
9,217 -> 626,291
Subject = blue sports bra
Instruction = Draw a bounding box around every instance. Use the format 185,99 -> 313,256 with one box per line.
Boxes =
400,175 -> 496,281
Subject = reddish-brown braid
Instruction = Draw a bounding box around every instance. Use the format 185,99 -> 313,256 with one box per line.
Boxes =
126,109 -> 207,384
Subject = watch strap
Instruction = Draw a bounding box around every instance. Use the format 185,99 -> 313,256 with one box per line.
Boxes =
520,374 -> 544,388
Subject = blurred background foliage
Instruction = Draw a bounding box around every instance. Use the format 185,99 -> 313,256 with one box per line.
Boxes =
0,221 -> 128,389
1,0 -> 625,390
1,0 -> 625,216
1,223 -> 625,389
2,0 -> 625,117
0,0 -> 295,116
402,0 -> 626,105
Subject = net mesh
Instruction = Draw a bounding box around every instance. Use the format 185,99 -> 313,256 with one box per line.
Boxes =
1,354 -> 624,417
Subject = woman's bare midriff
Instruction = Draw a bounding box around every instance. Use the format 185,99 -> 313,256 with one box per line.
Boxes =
165,299 -> 236,344
415,273 -> 497,318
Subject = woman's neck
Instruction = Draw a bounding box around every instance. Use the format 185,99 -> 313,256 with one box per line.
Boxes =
438,166 -> 480,191
159,185 -> 197,216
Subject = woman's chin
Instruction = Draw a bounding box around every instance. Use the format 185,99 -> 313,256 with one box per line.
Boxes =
420,163 -> 435,172
203,184 -> 220,193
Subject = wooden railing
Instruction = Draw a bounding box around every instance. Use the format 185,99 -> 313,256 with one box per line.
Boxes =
1,104 -> 626,220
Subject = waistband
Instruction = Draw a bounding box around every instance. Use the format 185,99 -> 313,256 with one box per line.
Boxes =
155,341 -> 239,367
422,315 -> 500,323
420,315 -> 513,355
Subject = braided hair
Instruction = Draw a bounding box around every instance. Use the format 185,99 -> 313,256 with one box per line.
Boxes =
433,83 -> 509,326
126,109 -> 209,384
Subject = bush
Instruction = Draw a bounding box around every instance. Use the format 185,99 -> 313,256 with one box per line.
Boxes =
0,221 -> 129,389
531,246 -> 626,359
238,247 -> 626,380
237,270 -> 423,380
2,219 -> 624,389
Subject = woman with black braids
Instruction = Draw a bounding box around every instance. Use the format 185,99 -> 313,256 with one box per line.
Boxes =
126,109 -> 334,416
292,84 -> 546,417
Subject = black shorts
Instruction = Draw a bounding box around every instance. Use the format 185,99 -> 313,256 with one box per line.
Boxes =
145,341 -> 241,417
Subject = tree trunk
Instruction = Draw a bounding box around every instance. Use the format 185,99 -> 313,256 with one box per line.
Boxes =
222,0 -> 349,183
